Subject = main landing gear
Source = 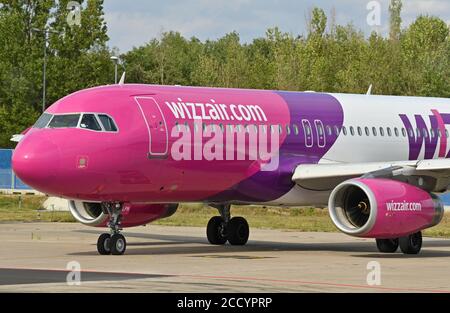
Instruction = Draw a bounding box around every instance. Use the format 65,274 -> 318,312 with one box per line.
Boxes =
207,205 -> 250,246
97,203 -> 127,255
376,231 -> 423,255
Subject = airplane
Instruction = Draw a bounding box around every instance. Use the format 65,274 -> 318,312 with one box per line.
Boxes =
12,83 -> 450,255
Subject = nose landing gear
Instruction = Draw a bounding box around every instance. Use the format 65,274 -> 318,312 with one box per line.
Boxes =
207,205 -> 250,246
96,203 -> 127,255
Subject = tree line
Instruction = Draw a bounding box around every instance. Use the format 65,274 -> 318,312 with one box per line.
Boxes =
0,0 -> 448,147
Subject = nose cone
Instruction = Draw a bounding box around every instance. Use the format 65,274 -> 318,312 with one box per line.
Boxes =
12,134 -> 61,194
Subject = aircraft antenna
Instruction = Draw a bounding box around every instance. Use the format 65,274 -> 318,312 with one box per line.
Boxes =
119,72 -> 126,86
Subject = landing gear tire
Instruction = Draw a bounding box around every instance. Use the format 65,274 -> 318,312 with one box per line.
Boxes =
376,238 -> 399,253
97,233 -> 112,255
399,231 -> 422,255
228,217 -> 250,246
207,216 -> 228,245
110,233 -> 127,255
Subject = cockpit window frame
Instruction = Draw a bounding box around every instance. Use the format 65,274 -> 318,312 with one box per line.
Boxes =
97,113 -> 119,133
79,113 -> 103,132
33,113 -> 54,129
47,113 -> 82,129
41,112 -> 119,133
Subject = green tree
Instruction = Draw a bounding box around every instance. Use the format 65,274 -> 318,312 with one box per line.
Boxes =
389,0 -> 403,41
0,103 -> 39,148
47,0 -> 112,104
0,0 -> 54,110
401,16 -> 449,96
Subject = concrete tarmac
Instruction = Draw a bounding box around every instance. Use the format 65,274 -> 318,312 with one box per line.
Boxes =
0,222 -> 450,293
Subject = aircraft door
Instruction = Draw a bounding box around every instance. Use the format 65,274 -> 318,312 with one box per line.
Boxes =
135,97 -> 169,158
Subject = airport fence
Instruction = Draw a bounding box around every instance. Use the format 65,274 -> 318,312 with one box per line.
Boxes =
0,149 -> 35,193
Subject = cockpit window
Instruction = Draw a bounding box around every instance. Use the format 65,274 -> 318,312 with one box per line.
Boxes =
80,114 -> 102,131
98,114 -> 118,132
34,113 -> 53,129
48,114 -> 81,128
38,112 -> 117,133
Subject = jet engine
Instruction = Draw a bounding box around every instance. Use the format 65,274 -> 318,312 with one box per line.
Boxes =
69,201 -> 178,228
328,178 -> 444,238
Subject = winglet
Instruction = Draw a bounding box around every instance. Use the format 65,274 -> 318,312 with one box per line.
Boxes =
366,84 -> 373,95
119,72 -> 126,85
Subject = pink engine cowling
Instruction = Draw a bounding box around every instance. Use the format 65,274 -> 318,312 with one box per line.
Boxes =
69,201 -> 178,228
328,178 -> 444,238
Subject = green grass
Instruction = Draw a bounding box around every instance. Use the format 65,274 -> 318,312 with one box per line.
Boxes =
154,204 -> 337,232
0,195 -> 74,222
1,195 -> 450,238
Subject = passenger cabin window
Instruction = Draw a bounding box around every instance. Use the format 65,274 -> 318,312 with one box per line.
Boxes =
48,114 -> 80,128
334,126 -> 340,136
34,113 -> 53,129
303,123 -> 312,136
80,114 -> 102,131
317,123 -> 324,136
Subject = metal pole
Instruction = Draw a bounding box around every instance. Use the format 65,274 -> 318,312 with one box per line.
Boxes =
114,62 -> 118,84
42,31 -> 47,113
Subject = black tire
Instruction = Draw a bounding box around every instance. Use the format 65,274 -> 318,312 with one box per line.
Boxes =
399,232 -> 422,255
110,234 -> 127,255
376,238 -> 399,253
97,233 -> 111,255
207,216 -> 227,245
228,217 -> 249,246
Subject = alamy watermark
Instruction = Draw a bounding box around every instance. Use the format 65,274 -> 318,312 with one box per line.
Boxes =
169,120 -> 281,172
366,261 -> 381,286
366,1 -> 382,28
143,97 -> 283,171
67,1 -> 82,27
66,261 -> 81,286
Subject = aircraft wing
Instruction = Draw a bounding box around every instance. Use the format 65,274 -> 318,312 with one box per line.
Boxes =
292,159 -> 450,192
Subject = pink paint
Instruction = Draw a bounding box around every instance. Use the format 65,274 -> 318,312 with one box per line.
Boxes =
432,109 -> 447,158
87,203 -> 178,228
357,178 -> 442,238
119,203 -> 178,228
12,85 -> 290,203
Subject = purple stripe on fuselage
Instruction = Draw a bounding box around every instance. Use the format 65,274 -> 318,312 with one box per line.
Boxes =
208,92 -> 344,203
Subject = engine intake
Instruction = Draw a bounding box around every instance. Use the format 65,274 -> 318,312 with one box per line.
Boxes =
328,178 -> 444,238
69,201 -> 178,228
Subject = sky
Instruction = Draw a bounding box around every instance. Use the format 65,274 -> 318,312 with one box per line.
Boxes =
103,0 -> 450,53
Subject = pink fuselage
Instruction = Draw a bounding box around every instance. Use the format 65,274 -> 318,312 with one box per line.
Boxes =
13,85 -> 342,204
